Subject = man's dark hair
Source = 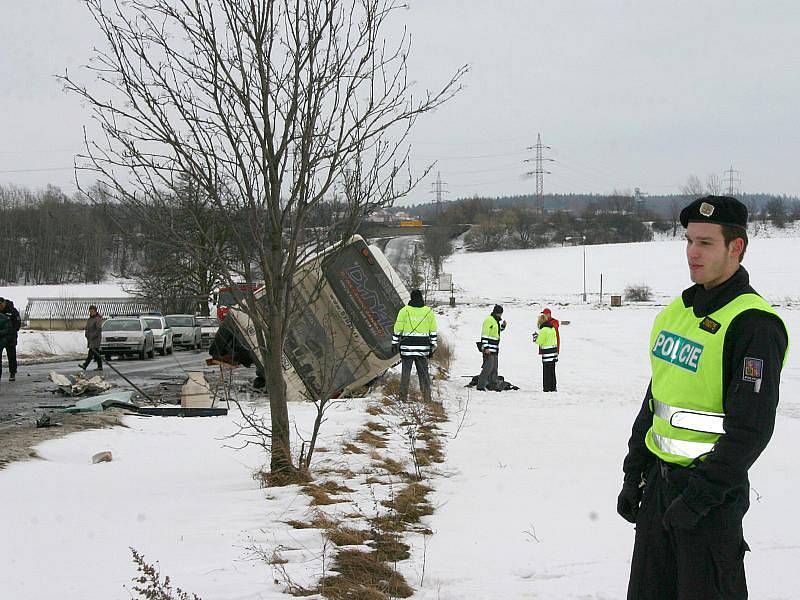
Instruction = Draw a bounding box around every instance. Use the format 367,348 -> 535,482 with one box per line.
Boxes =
89,305 -> 98,311
721,225 -> 748,262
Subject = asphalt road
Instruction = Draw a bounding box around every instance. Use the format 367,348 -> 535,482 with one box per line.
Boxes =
0,348 -> 230,425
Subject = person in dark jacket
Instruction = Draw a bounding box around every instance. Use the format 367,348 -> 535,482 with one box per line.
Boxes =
392,289 -> 437,402
618,196 -> 789,600
79,305 -> 104,371
0,297 -> 22,382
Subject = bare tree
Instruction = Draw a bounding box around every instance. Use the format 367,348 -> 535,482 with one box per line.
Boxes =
765,197 -> 787,229
421,225 -> 454,279
705,173 -> 722,195
62,0 -> 465,478
677,175 -> 706,237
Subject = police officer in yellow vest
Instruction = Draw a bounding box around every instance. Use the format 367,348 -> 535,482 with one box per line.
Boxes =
618,196 -> 789,599
476,304 -> 506,391
392,289 -> 437,402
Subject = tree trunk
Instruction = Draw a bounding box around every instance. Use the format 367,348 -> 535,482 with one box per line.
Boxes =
265,314 -> 294,476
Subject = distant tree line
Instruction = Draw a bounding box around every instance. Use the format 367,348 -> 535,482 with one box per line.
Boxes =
406,190 -> 800,223
0,182 -> 387,315
0,184 -> 141,286
402,184 -> 800,252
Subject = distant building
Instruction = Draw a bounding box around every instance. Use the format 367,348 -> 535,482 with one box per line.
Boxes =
365,209 -> 394,223
24,297 -> 158,330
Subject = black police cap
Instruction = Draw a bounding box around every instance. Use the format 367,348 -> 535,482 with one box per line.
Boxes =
680,195 -> 748,229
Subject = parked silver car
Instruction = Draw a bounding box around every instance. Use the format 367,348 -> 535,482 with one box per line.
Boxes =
165,314 -> 202,350
101,317 -> 155,360
142,315 -> 174,356
196,316 -> 220,348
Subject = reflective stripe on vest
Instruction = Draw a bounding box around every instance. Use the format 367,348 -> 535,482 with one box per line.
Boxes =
652,398 -> 725,435
650,432 -> 716,459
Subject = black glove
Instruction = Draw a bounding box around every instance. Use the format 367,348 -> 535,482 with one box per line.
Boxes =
616,481 -> 643,524
662,495 -> 704,530
391,344 -> 399,355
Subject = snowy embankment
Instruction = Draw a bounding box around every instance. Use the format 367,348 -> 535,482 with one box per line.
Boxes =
0,282 -> 128,359
0,237 -> 798,599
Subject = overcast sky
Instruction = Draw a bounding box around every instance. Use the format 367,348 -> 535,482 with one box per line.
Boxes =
2,1 -> 799,204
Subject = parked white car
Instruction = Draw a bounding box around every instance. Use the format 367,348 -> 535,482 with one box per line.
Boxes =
196,316 -> 219,348
165,314 -> 202,350
100,317 -> 155,360
142,315 -> 174,356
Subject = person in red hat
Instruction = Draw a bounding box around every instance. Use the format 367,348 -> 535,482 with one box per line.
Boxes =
542,308 -> 560,352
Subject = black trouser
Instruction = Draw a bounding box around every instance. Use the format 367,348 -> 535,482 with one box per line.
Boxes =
1,342 -> 17,379
627,461 -> 749,600
542,360 -> 557,392
476,352 -> 498,389
399,356 -> 431,402
82,348 -> 103,369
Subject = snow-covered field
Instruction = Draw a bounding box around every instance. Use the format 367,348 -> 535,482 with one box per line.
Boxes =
14,329 -> 87,358
1,237 -> 798,599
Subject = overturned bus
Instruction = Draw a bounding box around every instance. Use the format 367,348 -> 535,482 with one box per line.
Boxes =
209,235 -> 409,400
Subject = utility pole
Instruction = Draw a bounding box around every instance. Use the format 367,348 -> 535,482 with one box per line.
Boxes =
723,166 -> 741,196
429,171 -> 448,218
525,133 -> 553,214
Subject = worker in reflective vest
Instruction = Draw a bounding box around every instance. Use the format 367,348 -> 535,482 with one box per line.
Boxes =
392,289 -> 437,402
618,196 -> 789,600
533,312 -> 558,392
476,304 -> 506,391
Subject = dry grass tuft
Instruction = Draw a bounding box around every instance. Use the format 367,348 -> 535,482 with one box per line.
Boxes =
424,400 -> 448,423
253,467 -> 311,488
374,456 -> 408,477
381,482 -> 434,525
318,480 -> 355,494
369,531 -> 410,562
319,549 -> 414,599
326,526 -> 371,547
366,404 -> 384,416
416,429 -> 445,464
369,514 -> 405,533
366,421 -> 388,433
288,587 -> 318,597
355,429 -> 387,449
286,511 -> 339,530
302,485 -> 337,505
302,481 -> 353,506
314,466 -> 357,479
381,377 -> 400,398
342,442 -> 364,454
266,550 -> 289,565
430,334 -> 453,374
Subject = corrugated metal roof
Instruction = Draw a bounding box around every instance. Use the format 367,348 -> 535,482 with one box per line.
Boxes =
24,297 -> 159,320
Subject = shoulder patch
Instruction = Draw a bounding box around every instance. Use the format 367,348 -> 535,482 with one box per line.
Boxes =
699,317 -> 721,334
742,357 -> 763,382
